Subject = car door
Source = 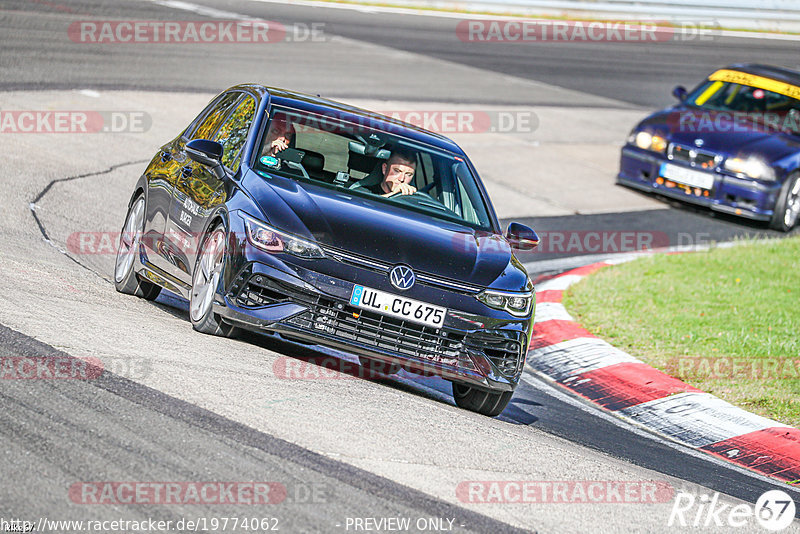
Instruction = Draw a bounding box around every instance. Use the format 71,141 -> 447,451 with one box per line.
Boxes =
167,92 -> 258,284
141,142 -> 182,266
155,91 -> 243,281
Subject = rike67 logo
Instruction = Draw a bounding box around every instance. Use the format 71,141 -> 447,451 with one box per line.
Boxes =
669,489 -> 796,531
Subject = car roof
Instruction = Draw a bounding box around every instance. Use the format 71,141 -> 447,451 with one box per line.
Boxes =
236,85 -> 467,154
722,63 -> 800,86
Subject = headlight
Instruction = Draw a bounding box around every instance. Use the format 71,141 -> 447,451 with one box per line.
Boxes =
630,130 -> 667,153
723,156 -> 776,181
477,289 -> 533,317
242,214 -> 325,259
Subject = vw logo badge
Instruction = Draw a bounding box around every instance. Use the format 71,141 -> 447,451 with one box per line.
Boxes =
389,265 -> 415,291
694,138 -> 704,147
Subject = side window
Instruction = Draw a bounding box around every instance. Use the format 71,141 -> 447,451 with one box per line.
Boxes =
215,95 -> 257,172
189,92 -> 241,141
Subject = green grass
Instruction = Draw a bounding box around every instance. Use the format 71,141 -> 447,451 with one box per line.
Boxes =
563,237 -> 800,428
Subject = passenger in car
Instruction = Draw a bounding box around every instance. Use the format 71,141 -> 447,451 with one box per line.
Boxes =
350,149 -> 418,197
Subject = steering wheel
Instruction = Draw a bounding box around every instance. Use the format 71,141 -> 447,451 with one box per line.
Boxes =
392,190 -> 451,213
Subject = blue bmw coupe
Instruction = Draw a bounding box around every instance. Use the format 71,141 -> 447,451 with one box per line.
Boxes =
618,64 -> 800,231
114,86 -> 539,416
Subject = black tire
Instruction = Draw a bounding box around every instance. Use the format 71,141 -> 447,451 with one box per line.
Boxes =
770,173 -> 800,232
114,195 -> 161,301
452,383 -> 513,417
189,225 -> 237,337
358,356 -> 401,376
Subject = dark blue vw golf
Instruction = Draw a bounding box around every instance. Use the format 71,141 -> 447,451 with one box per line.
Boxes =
114,85 -> 539,416
618,64 -> 800,231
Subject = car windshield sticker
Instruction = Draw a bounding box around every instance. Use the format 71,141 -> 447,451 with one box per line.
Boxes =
260,156 -> 279,168
694,81 -> 724,106
708,69 -> 800,101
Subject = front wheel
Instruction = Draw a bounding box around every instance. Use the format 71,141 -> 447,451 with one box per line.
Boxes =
189,225 -> 237,337
770,173 -> 800,232
452,383 -> 513,417
114,195 -> 161,300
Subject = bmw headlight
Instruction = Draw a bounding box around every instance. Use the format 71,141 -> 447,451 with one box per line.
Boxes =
477,289 -> 534,317
242,214 -> 324,259
723,156 -> 776,181
629,130 -> 667,154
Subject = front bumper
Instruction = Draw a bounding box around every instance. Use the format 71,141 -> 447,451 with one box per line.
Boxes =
212,244 -> 532,393
618,146 -> 781,222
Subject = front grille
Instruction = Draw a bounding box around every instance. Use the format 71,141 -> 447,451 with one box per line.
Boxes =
668,144 -> 720,170
466,332 -> 524,378
286,297 -> 477,370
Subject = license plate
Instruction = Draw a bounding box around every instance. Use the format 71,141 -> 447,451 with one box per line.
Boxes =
660,163 -> 715,190
349,285 -> 446,328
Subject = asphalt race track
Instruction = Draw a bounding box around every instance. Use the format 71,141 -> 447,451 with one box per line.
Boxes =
1,0 -> 799,532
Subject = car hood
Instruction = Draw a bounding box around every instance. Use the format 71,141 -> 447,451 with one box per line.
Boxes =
241,170 -> 525,290
640,106 -> 800,161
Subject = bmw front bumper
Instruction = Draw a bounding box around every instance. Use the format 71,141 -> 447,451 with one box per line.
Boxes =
618,146 -> 782,222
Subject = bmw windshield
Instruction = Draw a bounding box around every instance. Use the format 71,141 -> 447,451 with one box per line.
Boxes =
684,70 -> 800,133
253,106 -> 494,231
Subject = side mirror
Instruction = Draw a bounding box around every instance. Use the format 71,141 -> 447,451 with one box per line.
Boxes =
672,85 -> 688,101
186,139 -> 226,179
506,222 -> 539,251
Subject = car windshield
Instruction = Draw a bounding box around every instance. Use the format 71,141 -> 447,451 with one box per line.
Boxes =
686,78 -> 800,115
253,106 -> 494,231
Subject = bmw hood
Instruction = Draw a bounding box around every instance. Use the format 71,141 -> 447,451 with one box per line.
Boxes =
241,171 -> 525,289
639,107 -> 800,162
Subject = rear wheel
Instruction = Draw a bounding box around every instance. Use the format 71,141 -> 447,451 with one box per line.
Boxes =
189,225 -> 237,337
452,383 -> 513,417
770,173 -> 800,232
114,195 -> 161,300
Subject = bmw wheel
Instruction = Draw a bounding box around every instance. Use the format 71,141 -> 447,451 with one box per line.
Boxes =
190,225 -> 237,337
114,195 -> 161,300
770,173 -> 800,232
452,383 -> 513,417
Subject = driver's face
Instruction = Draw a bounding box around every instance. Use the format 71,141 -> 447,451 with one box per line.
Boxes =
381,159 -> 416,190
